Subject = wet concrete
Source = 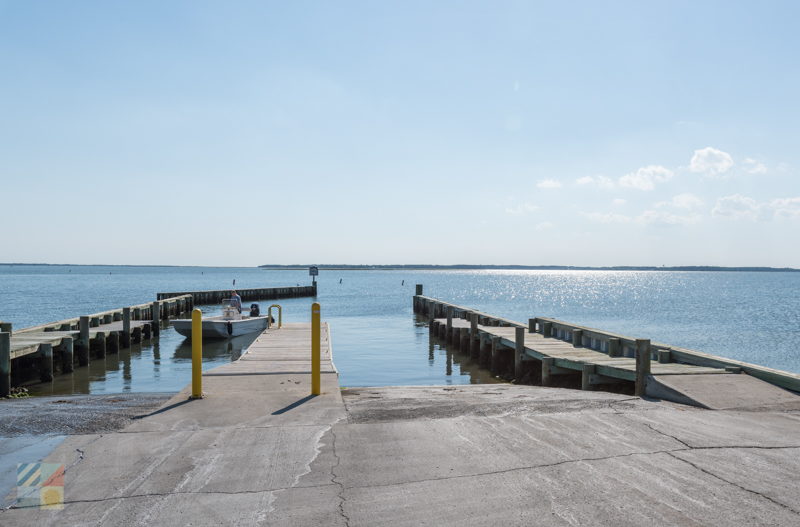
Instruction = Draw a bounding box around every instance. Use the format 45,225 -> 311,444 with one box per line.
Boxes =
0,393 -> 174,436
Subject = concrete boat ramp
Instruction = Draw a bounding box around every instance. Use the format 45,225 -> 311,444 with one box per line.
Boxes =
3,323 -> 800,526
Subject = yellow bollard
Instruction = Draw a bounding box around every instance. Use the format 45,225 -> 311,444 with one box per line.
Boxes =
191,308 -> 203,399
311,302 -> 321,395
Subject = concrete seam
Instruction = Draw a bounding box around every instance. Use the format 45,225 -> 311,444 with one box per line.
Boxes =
329,426 -> 351,527
666,451 -> 800,516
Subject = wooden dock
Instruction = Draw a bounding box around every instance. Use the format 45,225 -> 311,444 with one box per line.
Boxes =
157,284 -> 317,304
0,295 -> 193,396
414,286 -> 800,409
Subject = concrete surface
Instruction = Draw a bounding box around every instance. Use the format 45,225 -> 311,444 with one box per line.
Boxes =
2,323 -> 800,525
648,372 -> 800,410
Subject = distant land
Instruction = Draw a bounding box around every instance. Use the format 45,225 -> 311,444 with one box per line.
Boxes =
1,263 -> 798,272
259,264 -> 800,272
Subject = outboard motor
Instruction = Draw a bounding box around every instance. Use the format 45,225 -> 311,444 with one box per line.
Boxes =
249,303 -> 260,317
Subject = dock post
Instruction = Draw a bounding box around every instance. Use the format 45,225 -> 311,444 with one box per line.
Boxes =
635,339 -> 651,397
107,332 -> 119,354
658,348 -> 671,363
528,318 -> 536,333
542,357 -> 555,386
415,284 -> 423,296
122,307 -> 131,348
78,316 -> 91,365
151,302 -> 161,336
92,332 -> 107,358
608,338 -> 621,357
0,322 -> 12,334
470,314 -> 479,357
490,336 -> 500,375
191,309 -> 203,399
515,327 -> 525,380
572,329 -> 583,348
446,307 -> 453,343
582,364 -> 595,391
39,343 -> 54,382
311,303 -> 321,395
0,332 -> 10,397
58,337 -> 74,373
542,322 -> 552,338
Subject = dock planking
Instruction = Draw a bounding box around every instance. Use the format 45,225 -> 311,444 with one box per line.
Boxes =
415,288 -> 800,409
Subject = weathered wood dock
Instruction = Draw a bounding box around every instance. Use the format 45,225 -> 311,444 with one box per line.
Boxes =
0,295 -> 193,396
414,285 -> 800,409
157,284 -> 316,304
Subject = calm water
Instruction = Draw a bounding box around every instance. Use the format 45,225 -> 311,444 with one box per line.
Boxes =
1,265 -> 798,395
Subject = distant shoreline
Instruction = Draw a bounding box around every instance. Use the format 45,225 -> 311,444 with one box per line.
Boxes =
1,263 -> 797,272
259,265 -> 800,272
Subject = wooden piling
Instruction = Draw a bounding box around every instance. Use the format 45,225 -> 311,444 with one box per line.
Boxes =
39,343 -> 54,382
572,329 -> 583,348
543,322 -> 552,338
635,339 -> 651,397
446,308 -> 453,343
78,316 -> 91,366
58,337 -> 74,373
92,332 -> 107,358
151,302 -> 161,336
528,318 -> 536,333
107,331 -> 119,354
542,357 -> 555,386
0,332 -> 10,397
122,307 -> 131,348
658,348 -> 671,363
490,336 -> 501,375
515,327 -> 525,380
608,338 -> 621,357
416,284 -> 423,296
582,364 -> 595,391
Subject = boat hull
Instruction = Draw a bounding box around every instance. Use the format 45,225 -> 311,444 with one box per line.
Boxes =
173,315 -> 269,339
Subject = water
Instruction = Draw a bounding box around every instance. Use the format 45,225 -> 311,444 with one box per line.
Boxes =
1,265 -> 799,395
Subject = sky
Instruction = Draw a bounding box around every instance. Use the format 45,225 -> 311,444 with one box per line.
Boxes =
1,1 -> 798,267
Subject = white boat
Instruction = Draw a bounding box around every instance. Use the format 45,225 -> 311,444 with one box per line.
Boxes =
173,305 -> 270,340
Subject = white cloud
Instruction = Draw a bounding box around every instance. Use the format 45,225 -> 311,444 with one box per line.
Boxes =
712,194 -> 762,220
504,203 -> 539,215
576,175 -> 615,189
689,147 -> 734,177
656,193 -> 704,210
582,212 -> 631,224
712,195 -> 800,221
535,221 -> 554,231
742,158 -> 767,175
537,179 -> 562,189
636,210 -> 701,226
770,197 -> 800,219
618,165 -> 674,191
612,198 -> 626,206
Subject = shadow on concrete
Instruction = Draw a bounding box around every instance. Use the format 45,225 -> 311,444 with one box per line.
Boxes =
272,394 -> 317,415
132,398 -> 193,419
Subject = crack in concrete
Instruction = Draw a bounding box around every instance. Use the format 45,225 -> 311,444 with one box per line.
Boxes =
667,452 -> 800,516
329,427 -> 351,527
641,422 -> 694,449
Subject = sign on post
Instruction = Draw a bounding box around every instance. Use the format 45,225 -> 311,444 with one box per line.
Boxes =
309,266 -> 319,276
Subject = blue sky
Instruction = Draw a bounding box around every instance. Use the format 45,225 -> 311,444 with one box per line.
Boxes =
1,1 -> 798,266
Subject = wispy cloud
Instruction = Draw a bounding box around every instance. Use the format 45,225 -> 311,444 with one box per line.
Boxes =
636,210 -> 702,225
712,195 -> 800,221
504,202 -> 539,215
618,165 -> 674,191
535,221 -> 554,231
612,198 -> 626,206
537,179 -> 562,189
689,147 -> 734,178
742,158 -> 767,175
576,175 -> 615,189
656,193 -> 704,210
582,212 -> 631,224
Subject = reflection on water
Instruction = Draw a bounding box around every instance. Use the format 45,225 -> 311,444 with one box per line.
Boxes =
26,313 -> 259,396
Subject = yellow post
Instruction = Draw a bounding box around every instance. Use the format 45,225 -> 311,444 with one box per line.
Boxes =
311,302 -> 321,395
191,308 -> 203,399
